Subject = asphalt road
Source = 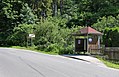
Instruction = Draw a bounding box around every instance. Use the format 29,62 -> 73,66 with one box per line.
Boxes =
0,48 -> 119,77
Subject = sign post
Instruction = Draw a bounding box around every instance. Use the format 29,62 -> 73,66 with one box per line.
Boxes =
27,34 -> 35,47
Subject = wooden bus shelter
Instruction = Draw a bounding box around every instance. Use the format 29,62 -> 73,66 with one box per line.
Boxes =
72,27 -> 103,54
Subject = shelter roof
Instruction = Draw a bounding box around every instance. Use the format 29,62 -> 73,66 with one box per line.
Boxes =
72,27 -> 103,36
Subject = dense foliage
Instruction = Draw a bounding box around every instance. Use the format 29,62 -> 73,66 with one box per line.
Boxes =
34,17 -> 77,54
103,27 -> 119,47
1,0 -> 119,54
92,15 -> 119,47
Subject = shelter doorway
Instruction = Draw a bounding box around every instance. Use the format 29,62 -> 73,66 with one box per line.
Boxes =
75,38 -> 87,53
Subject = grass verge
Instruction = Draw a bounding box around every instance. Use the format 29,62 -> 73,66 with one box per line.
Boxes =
10,46 -> 58,55
97,57 -> 119,69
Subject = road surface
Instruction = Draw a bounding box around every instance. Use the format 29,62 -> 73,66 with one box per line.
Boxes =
0,48 -> 119,77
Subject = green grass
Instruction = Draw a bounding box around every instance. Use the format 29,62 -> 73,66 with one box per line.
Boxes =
10,46 -> 58,55
97,57 -> 119,69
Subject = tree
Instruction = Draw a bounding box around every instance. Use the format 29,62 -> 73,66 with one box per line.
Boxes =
92,15 -> 119,31
103,27 -> 119,47
52,0 -> 58,16
0,1 -> 37,46
20,3 -> 37,24
7,24 -> 34,46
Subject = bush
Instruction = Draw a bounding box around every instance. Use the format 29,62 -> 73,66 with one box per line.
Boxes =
7,24 -> 34,46
58,45 -> 74,55
45,44 -> 59,53
103,27 -> 119,47
34,17 -> 78,54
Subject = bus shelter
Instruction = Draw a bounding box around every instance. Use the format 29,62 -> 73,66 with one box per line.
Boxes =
72,27 -> 103,54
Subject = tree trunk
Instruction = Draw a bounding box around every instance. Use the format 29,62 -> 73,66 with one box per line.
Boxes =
60,0 -> 63,15
52,0 -> 58,16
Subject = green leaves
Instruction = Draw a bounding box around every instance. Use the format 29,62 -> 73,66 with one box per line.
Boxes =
20,3 -> 37,24
103,27 -> 119,47
1,0 -> 119,51
92,15 -> 119,31
0,1 -> 37,46
7,24 -> 34,46
34,17 -> 77,54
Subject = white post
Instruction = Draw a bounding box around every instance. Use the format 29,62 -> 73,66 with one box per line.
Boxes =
98,36 -> 100,49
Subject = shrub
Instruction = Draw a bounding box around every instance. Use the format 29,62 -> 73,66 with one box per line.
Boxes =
58,45 -> 74,55
103,27 -> 119,47
7,24 -> 34,46
34,17 -> 78,54
45,44 -> 59,53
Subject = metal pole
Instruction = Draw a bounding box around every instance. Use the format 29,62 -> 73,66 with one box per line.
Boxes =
31,38 -> 32,46
26,36 -> 28,48
87,34 -> 89,53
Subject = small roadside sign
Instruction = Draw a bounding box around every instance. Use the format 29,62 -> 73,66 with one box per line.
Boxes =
29,34 -> 35,38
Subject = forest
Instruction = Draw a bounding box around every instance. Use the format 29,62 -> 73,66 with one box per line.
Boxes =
1,0 -> 119,54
